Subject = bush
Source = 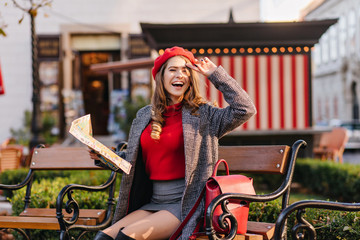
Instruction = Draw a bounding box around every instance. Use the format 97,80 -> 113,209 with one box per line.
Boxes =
293,159 -> 360,202
247,159 -> 360,203
10,110 -> 59,146
114,95 -> 149,138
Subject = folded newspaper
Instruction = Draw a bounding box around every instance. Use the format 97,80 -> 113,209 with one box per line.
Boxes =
69,114 -> 131,174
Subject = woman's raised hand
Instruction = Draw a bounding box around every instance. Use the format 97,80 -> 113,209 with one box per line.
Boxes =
186,57 -> 217,77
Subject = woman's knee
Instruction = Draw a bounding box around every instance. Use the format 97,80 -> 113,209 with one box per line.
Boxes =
121,210 -> 180,239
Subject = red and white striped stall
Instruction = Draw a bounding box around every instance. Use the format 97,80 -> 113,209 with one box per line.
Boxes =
198,54 -> 310,132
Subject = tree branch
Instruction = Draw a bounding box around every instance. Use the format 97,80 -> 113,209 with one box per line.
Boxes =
11,0 -> 28,12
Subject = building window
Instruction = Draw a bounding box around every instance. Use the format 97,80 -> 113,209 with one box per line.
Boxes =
321,33 -> 329,63
329,25 -> 338,61
348,10 -> 356,54
339,16 -> 346,57
314,43 -> 321,66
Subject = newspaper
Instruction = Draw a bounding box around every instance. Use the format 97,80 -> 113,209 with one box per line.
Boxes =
69,114 -> 131,174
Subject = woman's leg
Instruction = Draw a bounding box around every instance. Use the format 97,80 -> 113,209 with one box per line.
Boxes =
102,210 -> 154,238
120,210 -> 181,240
99,209 -> 180,239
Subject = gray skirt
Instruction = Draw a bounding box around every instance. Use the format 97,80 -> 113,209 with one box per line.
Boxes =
139,178 -> 185,220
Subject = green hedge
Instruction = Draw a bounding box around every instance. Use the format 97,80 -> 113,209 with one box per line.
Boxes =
293,159 -> 360,202
248,159 -> 360,203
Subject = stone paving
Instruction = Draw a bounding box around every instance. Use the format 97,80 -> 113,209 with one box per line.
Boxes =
0,195 -> 11,215
343,150 -> 360,165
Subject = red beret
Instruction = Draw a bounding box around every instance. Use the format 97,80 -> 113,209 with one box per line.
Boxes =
152,46 -> 195,80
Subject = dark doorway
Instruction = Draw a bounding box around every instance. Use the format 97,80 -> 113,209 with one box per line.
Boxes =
83,75 -> 109,135
79,52 -> 120,135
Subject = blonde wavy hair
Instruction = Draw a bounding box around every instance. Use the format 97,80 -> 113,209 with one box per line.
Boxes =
150,56 -> 206,140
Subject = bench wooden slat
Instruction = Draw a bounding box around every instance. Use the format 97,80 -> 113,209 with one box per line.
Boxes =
0,215 -> 98,230
0,216 -> 60,230
196,233 -> 263,240
247,221 -> 275,240
20,208 -> 106,224
30,147 -> 103,170
218,145 -> 290,174
195,221 -> 274,240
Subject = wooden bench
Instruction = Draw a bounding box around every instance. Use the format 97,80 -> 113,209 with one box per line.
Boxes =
200,139 -> 307,240
0,146 -> 118,240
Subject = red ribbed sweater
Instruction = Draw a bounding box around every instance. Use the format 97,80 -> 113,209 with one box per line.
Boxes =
140,102 -> 185,180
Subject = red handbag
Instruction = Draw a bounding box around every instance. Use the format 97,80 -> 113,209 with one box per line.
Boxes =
205,159 -> 256,234
170,159 -> 255,239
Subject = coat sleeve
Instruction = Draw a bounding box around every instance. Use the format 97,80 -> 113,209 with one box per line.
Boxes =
204,66 -> 256,138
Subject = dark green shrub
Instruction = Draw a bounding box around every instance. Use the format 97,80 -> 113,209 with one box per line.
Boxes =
248,159 -> 360,203
10,110 -> 59,146
114,95 -> 149,138
249,200 -> 282,222
293,159 -> 360,202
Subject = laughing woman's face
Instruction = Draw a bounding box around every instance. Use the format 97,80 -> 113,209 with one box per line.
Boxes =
163,56 -> 190,105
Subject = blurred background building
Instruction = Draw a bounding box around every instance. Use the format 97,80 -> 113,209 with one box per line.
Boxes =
301,0 -> 360,125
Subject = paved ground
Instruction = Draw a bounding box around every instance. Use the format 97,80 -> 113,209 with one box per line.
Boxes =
343,149 -> 360,165
0,195 -> 11,215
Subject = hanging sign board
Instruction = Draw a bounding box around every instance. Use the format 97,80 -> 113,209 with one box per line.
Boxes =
128,34 -> 151,59
37,35 -> 60,60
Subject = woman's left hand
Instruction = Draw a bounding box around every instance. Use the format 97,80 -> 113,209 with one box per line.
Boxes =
186,57 -> 217,77
88,147 -> 101,161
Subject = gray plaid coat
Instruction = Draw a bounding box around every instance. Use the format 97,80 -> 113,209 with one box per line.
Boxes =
112,66 -> 256,239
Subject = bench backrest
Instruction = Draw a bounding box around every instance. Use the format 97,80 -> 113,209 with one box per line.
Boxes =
30,147 -> 102,170
218,145 -> 291,174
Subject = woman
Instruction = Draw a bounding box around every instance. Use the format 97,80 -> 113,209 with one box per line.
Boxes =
92,46 -> 256,240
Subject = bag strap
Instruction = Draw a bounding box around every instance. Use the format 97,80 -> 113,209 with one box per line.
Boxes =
170,159 -> 229,239
169,186 -> 206,240
212,159 -> 229,177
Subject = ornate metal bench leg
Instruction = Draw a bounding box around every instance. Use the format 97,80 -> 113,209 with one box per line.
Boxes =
59,229 -> 71,240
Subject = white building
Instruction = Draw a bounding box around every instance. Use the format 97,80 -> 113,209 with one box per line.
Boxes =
301,0 -> 360,124
0,0 -> 261,144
